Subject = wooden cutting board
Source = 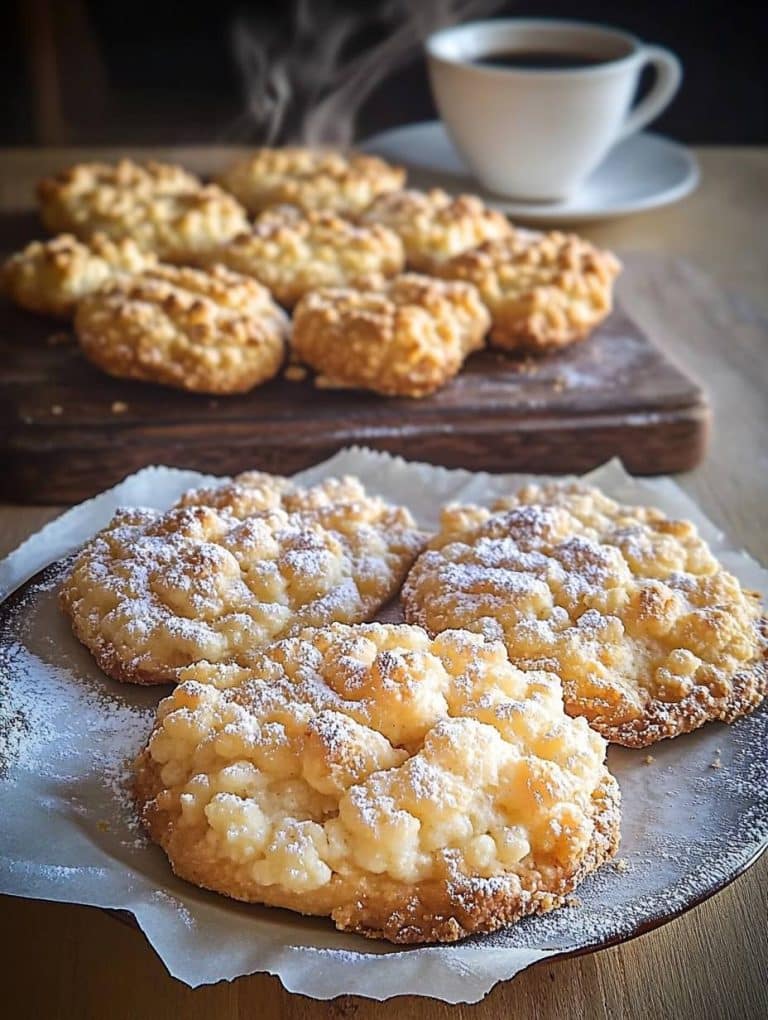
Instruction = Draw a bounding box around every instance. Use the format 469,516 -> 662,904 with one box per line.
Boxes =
0,215 -> 709,504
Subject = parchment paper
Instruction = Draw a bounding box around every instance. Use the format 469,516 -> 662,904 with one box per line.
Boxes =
0,449 -> 766,1003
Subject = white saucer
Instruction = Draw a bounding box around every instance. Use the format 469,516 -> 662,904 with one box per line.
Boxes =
361,121 -> 699,224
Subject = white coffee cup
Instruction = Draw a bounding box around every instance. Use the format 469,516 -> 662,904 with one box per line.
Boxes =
426,18 -> 682,201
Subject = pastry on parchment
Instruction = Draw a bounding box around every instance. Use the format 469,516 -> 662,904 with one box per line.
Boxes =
216,147 -> 405,217
74,264 -> 288,394
433,231 -> 621,352
133,621 -> 620,942
59,477 -> 426,685
361,188 -> 513,272
402,482 -> 767,747
37,159 -> 249,263
201,205 -> 404,307
1,233 -> 157,319
292,273 -> 490,397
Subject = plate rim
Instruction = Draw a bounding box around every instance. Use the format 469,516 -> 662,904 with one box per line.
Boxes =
360,120 -> 701,223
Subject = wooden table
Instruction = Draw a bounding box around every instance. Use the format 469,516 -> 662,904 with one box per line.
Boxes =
2,147 -> 767,1018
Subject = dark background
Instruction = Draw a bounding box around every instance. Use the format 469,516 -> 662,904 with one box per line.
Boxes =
2,0 -> 766,147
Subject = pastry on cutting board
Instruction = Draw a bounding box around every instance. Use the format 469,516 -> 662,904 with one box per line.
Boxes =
1,233 -> 157,319
433,231 -> 621,352
217,147 -> 405,217
292,273 -> 490,397
201,205 -> 404,308
74,264 -> 288,394
38,159 -> 249,263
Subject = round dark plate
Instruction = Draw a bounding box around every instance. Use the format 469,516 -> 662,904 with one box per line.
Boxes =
1,559 -> 766,1001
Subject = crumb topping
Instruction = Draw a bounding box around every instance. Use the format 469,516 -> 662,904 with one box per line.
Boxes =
292,273 -> 490,397
403,482 -> 767,745
134,622 -> 617,940
434,231 -> 621,352
217,147 -> 405,216
203,205 -> 404,307
60,475 -> 426,684
74,263 -> 289,394
1,232 -> 157,319
38,159 -> 249,262
362,188 -> 513,271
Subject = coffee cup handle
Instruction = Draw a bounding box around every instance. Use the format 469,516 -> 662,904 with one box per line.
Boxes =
618,45 -> 682,140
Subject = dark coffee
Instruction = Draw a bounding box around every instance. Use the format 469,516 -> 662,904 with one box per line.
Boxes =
473,50 -> 609,71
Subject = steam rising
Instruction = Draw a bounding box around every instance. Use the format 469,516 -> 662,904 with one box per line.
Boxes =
231,0 -> 503,146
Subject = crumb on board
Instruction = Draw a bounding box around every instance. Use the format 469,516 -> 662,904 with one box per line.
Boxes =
564,894 -> 582,909
111,400 -> 128,414
315,375 -> 354,390
50,404 -> 63,416
710,757 -> 723,770
284,364 -> 308,382
97,819 -> 110,832
643,754 -> 655,765
613,857 -> 630,873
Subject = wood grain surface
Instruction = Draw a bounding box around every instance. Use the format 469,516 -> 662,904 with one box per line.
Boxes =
0,209 -> 707,502
1,146 -> 767,1019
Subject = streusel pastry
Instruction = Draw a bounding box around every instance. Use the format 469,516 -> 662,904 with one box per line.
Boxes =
292,274 -> 490,397
1,233 -> 157,319
74,264 -> 288,394
361,189 -> 513,271
403,482 -> 767,747
217,147 -> 405,217
60,479 -> 425,684
37,159 -> 249,262
202,205 -> 404,307
175,471 -> 381,519
133,622 -> 620,942
174,470 -> 296,517
434,231 -> 621,352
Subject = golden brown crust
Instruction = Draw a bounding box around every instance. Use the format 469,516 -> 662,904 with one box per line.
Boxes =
434,231 -> 621,352
361,188 -> 513,272
37,159 -> 249,262
331,771 -> 620,942
74,264 -> 288,394
133,623 -> 619,942
596,622 -> 767,747
1,233 -> 158,319
402,482 -> 767,747
59,477 -> 426,684
217,147 -> 405,216
292,273 -> 490,397
201,206 -> 404,307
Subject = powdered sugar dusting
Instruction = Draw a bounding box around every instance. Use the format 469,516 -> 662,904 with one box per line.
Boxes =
0,558 -> 155,848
